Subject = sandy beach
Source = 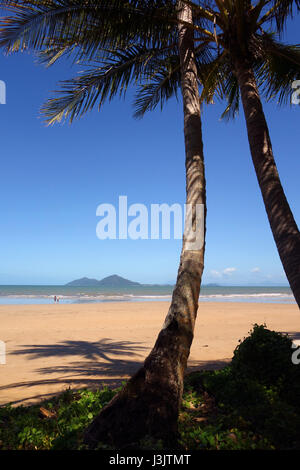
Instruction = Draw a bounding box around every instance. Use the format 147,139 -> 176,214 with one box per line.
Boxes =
0,301 -> 299,406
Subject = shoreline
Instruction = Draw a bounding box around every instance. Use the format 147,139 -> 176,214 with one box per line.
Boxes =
0,285 -> 294,305
0,301 -> 299,406
0,297 -> 295,305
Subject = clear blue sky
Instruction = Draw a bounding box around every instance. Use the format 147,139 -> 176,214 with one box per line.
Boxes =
0,17 -> 299,286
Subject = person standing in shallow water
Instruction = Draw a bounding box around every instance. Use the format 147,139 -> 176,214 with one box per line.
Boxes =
54,295 -> 57,303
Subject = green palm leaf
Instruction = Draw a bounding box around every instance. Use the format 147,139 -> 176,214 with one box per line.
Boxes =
41,43 -> 177,124
257,33 -> 300,104
0,0 -> 179,56
133,55 -> 181,118
134,41 -> 214,117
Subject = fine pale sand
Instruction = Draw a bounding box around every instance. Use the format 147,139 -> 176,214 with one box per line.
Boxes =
0,302 -> 299,406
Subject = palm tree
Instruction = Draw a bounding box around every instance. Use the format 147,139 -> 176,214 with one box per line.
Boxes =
1,0 -> 299,448
193,0 -> 300,306
0,0 -> 211,447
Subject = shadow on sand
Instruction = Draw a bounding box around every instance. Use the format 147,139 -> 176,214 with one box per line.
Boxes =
5,329 -> 298,406
1,337 -> 235,405
2,339 -> 148,405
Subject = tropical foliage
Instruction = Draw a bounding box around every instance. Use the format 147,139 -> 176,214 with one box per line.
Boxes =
0,0 -> 299,447
0,0 -> 210,447
1,1 -> 300,121
1,325 -> 300,450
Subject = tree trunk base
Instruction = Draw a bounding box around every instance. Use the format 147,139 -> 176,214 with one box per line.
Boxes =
83,365 -> 181,450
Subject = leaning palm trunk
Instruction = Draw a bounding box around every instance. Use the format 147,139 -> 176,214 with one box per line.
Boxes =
235,60 -> 300,308
83,2 -> 206,449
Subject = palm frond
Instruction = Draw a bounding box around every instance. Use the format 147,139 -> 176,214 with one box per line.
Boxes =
41,43 -> 177,124
0,0 -> 178,57
133,55 -> 181,118
198,50 -> 228,104
259,0 -> 300,32
133,40 -> 214,118
0,0 -> 102,52
219,72 -> 240,120
200,51 -> 240,120
256,33 -> 300,104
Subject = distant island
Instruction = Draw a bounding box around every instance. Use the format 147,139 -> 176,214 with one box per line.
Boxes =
65,274 -> 141,287
65,275 -> 222,288
204,283 -> 221,287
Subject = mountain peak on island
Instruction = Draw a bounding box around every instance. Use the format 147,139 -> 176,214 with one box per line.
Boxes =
65,275 -> 141,287
98,274 -> 141,287
65,277 -> 99,287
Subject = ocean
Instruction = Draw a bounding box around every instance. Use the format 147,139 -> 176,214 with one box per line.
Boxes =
0,285 -> 295,304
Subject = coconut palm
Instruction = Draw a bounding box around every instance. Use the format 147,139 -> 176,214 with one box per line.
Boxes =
193,0 -> 300,306
0,0 -> 213,447
1,0 -> 299,448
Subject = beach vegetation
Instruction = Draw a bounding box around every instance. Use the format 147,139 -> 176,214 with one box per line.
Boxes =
0,0 -> 299,448
0,0 -> 208,447
1,325 -> 300,450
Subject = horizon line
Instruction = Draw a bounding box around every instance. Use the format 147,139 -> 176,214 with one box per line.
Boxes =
0,283 -> 290,287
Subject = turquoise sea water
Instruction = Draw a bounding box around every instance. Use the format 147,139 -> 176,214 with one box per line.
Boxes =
0,285 -> 295,304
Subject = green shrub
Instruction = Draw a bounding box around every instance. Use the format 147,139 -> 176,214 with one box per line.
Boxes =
199,324 -> 300,449
0,386 -> 118,450
1,325 -> 300,450
231,324 -> 295,386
